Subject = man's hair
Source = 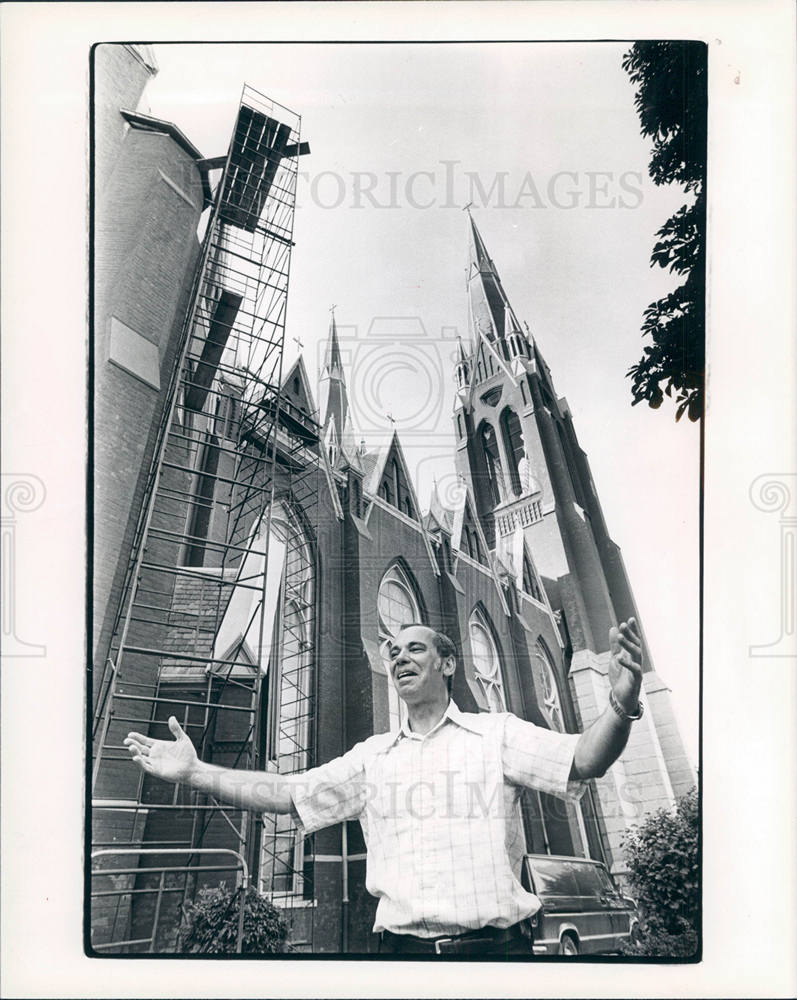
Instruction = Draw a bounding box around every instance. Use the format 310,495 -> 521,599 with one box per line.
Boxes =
395,623 -> 457,692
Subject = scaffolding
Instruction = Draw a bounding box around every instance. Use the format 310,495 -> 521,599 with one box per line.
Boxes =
91,85 -> 321,954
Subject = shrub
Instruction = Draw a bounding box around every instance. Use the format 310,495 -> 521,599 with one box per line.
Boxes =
181,884 -> 290,954
622,925 -> 699,959
621,787 -> 699,958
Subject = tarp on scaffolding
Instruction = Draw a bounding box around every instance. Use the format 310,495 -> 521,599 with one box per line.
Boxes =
212,514 -> 286,672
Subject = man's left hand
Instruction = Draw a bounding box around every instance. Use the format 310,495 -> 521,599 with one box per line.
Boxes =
608,617 -> 643,715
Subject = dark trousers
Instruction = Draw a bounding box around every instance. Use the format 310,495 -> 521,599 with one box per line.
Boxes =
378,923 -> 533,957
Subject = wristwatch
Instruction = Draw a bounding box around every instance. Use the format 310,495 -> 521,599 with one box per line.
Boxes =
609,689 -> 644,721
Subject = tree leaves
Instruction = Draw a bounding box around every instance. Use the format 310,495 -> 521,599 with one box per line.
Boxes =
623,42 -> 707,422
622,42 -> 707,191
621,787 -> 699,956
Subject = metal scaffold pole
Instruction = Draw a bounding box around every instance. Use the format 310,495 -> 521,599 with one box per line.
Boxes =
91,85 -> 319,954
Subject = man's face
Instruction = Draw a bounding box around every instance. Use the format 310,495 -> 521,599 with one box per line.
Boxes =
387,625 -> 453,706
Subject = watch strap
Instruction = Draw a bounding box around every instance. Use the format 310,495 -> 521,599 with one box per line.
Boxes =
609,689 -> 644,721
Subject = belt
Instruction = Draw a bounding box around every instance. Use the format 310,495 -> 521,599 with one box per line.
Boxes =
381,923 -> 527,955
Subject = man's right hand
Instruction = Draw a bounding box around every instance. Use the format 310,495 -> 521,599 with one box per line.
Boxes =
124,716 -> 198,785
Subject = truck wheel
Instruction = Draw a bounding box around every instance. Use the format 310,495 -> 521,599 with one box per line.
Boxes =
560,934 -> 579,956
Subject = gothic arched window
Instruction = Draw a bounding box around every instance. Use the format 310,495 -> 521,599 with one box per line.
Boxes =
276,509 -> 314,767
468,608 -> 506,713
532,640 -> 564,732
378,564 -> 422,731
462,524 -> 484,565
378,565 -> 420,637
523,550 -> 544,603
500,407 -> 525,497
259,502 -> 315,898
479,421 -> 505,507
324,423 -> 339,468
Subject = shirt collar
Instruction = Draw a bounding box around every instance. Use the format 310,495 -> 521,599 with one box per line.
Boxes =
389,700 -> 483,744
443,700 -> 484,734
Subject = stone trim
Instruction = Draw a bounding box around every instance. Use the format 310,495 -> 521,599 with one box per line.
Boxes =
108,316 -> 160,390
159,169 -> 198,209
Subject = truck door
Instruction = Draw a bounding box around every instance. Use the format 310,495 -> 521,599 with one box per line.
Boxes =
573,862 -> 619,953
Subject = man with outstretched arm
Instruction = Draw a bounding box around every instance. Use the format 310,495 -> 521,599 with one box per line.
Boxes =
126,617 -> 645,956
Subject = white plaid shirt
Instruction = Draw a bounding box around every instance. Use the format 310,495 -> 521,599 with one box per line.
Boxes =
288,701 -> 585,937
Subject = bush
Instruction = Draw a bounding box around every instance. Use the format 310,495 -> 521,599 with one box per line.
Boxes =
621,787 -> 699,958
181,884 -> 290,954
622,925 -> 699,959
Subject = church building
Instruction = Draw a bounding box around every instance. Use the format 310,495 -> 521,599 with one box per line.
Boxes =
90,45 -> 695,954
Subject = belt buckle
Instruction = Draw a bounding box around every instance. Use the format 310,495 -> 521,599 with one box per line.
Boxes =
434,936 -> 454,955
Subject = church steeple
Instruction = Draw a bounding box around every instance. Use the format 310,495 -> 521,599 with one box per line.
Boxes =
457,215 -> 655,676
319,309 -> 348,435
455,216 -> 552,560
467,210 -> 496,280
466,210 -> 531,365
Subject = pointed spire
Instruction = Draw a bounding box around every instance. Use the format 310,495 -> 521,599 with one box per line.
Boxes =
454,334 -> 472,402
466,211 -> 508,345
465,212 -> 533,367
319,306 -> 348,433
322,307 -> 343,375
339,407 -> 357,457
466,207 -> 496,279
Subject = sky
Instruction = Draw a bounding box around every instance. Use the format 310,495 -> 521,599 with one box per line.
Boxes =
142,41 -> 700,761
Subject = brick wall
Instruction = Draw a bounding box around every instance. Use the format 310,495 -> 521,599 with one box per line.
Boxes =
93,45 -> 156,199
93,127 -> 203,676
